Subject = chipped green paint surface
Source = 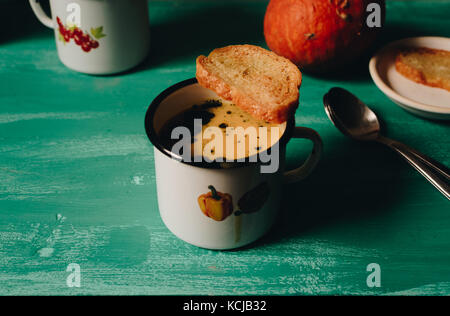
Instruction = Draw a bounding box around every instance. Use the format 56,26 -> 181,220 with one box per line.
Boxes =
0,0 -> 449,295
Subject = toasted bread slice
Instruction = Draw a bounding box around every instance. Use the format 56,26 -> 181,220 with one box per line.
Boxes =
196,45 -> 302,123
395,47 -> 450,92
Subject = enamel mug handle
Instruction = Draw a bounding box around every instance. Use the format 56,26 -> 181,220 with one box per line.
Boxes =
29,0 -> 54,28
284,127 -> 323,184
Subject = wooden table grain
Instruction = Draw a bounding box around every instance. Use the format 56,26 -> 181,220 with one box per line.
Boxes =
0,0 -> 449,295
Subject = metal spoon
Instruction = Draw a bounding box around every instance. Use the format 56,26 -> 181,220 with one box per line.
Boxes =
323,87 -> 450,200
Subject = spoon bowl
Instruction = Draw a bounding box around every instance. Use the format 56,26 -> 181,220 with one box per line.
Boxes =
324,87 -> 380,141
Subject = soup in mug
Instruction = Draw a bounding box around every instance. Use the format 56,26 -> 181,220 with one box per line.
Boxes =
159,99 -> 286,161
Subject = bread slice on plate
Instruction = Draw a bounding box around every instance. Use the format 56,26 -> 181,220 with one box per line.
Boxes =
196,45 -> 302,123
395,47 -> 450,92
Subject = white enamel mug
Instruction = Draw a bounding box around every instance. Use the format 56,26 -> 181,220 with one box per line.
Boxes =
29,0 -> 150,74
145,78 -> 323,250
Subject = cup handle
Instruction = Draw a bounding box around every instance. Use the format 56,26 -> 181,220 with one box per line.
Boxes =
29,0 -> 54,29
283,126 -> 323,184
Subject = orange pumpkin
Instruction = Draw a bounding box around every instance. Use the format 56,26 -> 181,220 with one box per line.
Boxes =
264,0 -> 385,73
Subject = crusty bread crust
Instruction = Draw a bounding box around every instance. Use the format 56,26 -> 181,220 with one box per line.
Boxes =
196,45 -> 302,123
395,47 -> 450,92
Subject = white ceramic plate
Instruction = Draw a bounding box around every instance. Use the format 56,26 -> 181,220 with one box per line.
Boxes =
369,37 -> 450,120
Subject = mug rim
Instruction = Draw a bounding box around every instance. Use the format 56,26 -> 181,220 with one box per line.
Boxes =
144,77 -> 294,169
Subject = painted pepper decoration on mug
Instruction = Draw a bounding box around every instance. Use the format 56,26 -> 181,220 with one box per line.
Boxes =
197,182 -> 270,221
56,16 -> 105,52
198,185 -> 233,221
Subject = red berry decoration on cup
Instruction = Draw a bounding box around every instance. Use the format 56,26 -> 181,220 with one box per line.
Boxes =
74,34 -> 82,46
90,40 -> 99,49
81,42 -> 91,52
74,28 -> 82,37
56,16 -> 106,53
81,33 -> 90,43
67,29 -> 74,39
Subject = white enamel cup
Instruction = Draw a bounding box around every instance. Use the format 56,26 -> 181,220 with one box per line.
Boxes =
145,78 -> 323,250
29,0 -> 150,74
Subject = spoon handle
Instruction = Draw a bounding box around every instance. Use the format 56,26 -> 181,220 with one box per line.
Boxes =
377,136 -> 450,200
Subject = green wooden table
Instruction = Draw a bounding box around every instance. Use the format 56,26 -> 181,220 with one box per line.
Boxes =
1,0 -> 449,295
